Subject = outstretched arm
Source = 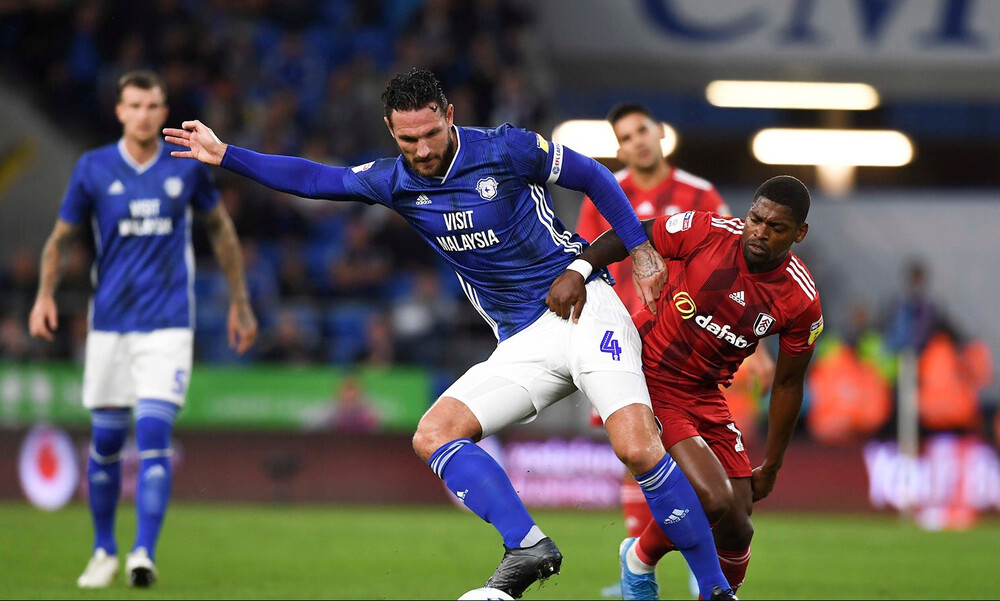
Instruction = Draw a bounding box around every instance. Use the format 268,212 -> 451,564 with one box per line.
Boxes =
29,220 -> 79,340
164,120 -> 358,201
545,219 -> 659,322
751,348 -> 814,502
203,203 -> 258,355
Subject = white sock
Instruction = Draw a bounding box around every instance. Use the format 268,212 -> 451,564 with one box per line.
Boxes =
626,541 -> 656,574
518,525 -> 545,548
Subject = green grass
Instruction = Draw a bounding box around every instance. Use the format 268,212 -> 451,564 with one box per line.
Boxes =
2,502 -> 998,599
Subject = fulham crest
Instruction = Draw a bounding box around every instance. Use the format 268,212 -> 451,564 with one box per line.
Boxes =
754,313 -> 775,337
476,177 -> 498,200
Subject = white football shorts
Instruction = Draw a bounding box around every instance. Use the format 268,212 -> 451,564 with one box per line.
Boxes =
82,328 -> 194,409
442,278 -> 651,437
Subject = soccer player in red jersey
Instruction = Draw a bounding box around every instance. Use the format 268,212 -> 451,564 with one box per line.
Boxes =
577,104 -> 774,585
576,103 -> 731,316
549,175 -> 822,599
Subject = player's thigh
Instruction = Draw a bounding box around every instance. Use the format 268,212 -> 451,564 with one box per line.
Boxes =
82,330 -> 134,409
570,279 -> 648,422
127,328 -> 193,406
667,435 -> 733,514
569,279 -> 644,375
443,364 -> 576,439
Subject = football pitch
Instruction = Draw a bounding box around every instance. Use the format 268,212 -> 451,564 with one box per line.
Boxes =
2,502 -> 998,600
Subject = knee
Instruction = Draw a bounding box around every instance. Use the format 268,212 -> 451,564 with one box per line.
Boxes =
700,480 -> 736,525
717,511 -> 754,549
412,414 -> 457,462
615,440 -> 663,476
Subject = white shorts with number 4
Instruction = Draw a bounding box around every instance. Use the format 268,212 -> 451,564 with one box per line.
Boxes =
442,278 -> 651,437
82,328 -> 193,409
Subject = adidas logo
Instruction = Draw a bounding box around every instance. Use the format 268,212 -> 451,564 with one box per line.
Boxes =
108,180 -> 124,195
729,290 -> 745,306
663,508 -> 689,525
456,488 -> 468,500
415,194 -> 432,205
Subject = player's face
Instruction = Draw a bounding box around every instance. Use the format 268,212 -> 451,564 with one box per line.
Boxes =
613,113 -> 665,172
741,198 -> 808,271
386,103 -> 456,178
116,86 -> 168,145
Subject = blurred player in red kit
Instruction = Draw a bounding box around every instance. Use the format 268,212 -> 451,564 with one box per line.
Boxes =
576,104 -> 774,590
552,175 -> 822,599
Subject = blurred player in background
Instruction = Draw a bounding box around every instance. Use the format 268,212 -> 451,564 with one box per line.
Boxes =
29,71 -> 258,589
577,103 -> 774,597
549,175 -> 822,599
165,68 -> 735,600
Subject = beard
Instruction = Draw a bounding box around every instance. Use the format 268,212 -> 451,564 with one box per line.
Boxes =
405,133 -> 456,178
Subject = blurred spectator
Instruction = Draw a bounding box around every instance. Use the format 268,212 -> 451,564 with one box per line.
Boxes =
301,373 -> 382,434
807,337 -> 892,445
885,260 -> 938,353
260,307 -> 319,366
327,215 -> 392,300
917,319 -> 992,434
390,269 -> 457,367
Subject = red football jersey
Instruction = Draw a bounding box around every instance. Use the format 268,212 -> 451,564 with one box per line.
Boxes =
577,168 -> 729,314
635,211 -> 823,393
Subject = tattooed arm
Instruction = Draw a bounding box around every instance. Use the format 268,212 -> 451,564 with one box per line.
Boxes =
547,219 -> 666,321
29,220 -> 80,340
203,203 -> 258,355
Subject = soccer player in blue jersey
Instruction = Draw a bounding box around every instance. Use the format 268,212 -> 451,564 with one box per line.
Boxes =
28,71 -> 259,589
164,68 -> 735,600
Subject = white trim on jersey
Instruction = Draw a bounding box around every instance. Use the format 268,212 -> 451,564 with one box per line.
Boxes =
786,255 -> 817,301
185,206 -> 196,327
438,126 -> 462,184
545,142 -> 564,184
455,272 -> 499,339
117,139 -> 162,175
529,184 -> 584,255
711,216 -> 744,236
673,168 -> 713,191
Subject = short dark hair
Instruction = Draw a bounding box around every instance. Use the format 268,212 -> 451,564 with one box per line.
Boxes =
117,70 -> 167,103
606,102 -> 655,126
381,68 -> 448,122
753,175 -> 811,223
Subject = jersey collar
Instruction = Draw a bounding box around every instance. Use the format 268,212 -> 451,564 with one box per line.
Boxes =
118,139 -> 163,175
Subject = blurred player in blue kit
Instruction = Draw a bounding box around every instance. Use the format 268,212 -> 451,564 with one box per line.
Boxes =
165,68 -> 735,600
29,71 -> 258,588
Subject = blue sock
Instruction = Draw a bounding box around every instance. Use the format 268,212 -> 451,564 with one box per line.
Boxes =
88,409 -> 130,556
636,454 -> 730,597
133,399 -> 180,560
429,439 -> 541,549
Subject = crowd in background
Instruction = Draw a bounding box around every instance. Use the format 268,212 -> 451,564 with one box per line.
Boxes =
0,1 -> 996,446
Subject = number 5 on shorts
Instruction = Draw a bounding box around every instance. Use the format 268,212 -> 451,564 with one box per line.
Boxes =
172,369 -> 188,395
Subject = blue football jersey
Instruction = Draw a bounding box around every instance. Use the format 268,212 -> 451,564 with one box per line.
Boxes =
59,140 -> 219,332
344,124 -> 591,341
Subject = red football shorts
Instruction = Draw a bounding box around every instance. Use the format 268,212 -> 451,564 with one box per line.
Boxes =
649,382 -> 752,478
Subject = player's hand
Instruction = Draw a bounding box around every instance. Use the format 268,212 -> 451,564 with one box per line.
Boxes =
163,120 -> 228,165
228,299 -> 258,355
629,241 -> 667,315
751,462 -> 780,502
28,296 -> 58,341
546,270 -> 587,323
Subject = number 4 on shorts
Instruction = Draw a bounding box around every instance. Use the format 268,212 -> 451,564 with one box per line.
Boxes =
600,330 -> 622,361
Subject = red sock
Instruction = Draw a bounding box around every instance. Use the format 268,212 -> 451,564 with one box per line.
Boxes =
621,477 -> 654,538
717,547 -> 751,592
634,516 -> 677,565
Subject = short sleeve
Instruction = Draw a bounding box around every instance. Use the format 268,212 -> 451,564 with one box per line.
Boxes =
779,299 -> 824,356
58,156 -> 94,225
650,210 -> 712,259
502,124 -> 561,185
